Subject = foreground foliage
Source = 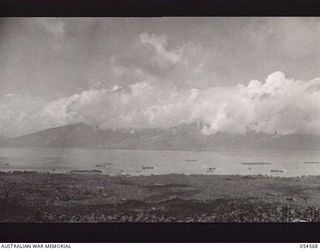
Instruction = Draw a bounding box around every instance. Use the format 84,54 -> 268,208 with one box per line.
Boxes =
1,172 -> 319,222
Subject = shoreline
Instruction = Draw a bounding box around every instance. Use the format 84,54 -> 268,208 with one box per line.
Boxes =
0,169 -> 314,178
1,171 -> 320,222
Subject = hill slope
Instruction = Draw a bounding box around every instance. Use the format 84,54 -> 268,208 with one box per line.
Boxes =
3,123 -> 320,151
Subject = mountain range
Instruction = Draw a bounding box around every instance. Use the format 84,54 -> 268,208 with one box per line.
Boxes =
0,123 -> 319,151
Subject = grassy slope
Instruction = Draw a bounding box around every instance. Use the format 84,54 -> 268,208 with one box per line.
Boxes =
1,172 -> 320,222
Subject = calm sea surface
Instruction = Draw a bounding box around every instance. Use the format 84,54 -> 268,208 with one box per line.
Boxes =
1,147 -> 320,177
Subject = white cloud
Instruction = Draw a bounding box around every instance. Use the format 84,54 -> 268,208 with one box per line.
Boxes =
2,71 -> 320,137
139,33 -> 183,67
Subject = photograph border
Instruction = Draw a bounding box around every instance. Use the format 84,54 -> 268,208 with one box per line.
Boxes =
1,0 -> 320,243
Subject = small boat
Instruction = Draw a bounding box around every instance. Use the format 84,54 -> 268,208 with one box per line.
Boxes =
206,167 -> 216,173
185,159 -> 197,162
95,163 -> 112,168
270,169 -> 284,173
142,166 -> 155,170
241,162 -> 271,165
95,164 -> 106,168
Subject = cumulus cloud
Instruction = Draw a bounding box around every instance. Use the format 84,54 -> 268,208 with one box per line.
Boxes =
111,34 -> 207,89
139,33 -> 183,67
2,71 -> 320,137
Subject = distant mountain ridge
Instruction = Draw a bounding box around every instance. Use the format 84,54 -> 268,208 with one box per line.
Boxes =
2,123 -> 320,151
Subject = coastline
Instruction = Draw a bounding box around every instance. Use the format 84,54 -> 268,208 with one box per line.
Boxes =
1,171 -> 320,222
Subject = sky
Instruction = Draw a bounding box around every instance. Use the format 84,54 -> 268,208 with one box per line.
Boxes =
1,17 -> 320,137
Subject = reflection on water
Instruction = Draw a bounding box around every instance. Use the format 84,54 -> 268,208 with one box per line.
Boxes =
0,147 -> 320,177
